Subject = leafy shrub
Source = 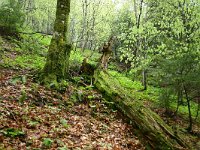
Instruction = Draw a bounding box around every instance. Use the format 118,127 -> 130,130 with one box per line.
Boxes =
159,88 -> 174,113
0,0 -> 25,34
13,33 -> 50,55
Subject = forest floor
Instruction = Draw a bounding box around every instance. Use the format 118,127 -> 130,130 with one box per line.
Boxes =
0,38 -> 145,149
0,69 -> 145,150
0,36 -> 199,149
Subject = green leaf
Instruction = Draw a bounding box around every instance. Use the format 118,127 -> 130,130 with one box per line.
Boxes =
87,95 -> 94,99
21,75 -> 26,84
42,138 -> 53,148
9,76 -> 21,85
28,121 -> 39,127
60,119 -> 70,128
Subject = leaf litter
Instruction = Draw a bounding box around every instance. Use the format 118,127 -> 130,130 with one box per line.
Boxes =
0,69 -> 145,150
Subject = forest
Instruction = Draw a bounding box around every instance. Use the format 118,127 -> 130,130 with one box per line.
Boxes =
0,0 -> 199,149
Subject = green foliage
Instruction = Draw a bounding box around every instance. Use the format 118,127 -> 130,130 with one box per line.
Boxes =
33,34 -> 51,46
60,119 -> 70,128
159,88 -> 174,112
42,138 -> 53,148
87,95 -> 94,100
109,70 -> 143,89
1,34 -> 49,70
69,48 -> 100,76
44,79 -> 69,93
108,69 -> 199,121
149,0 -> 200,129
112,0 -> 200,129
0,0 -> 25,31
14,34 -> 50,55
24,0 -> 56,33
18,86 -> 27,104
1,128 -> 25,137
69,49 -> 84,70
31,83 -> 40,92
28,121 -> 39,128
9,75 -> 27,85
3,54 -> 45,69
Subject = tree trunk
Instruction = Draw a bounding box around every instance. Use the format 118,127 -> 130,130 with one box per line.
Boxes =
94,70 -> 189,150
142,69 -> 147,90
80,0 -> 89,52
42,0 -> 71,82
184,86 -> 193,132
195,101 -> 199,120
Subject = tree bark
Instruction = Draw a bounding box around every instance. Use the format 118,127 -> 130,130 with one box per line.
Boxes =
42,0 -> 71,82
142,69 -> 147,90
80,0 -> 89,51
94,70 -> 189,150
184,86 -> 193,132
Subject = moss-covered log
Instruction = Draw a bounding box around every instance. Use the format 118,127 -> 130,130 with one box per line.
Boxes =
94,70 -> 189,150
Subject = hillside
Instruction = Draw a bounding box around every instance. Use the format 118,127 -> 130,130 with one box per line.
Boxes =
0,35 -> 199,149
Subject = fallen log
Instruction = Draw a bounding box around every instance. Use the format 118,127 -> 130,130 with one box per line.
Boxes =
94,69 -> 189,150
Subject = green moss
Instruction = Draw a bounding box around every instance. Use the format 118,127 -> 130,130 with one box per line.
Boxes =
2,54 -> 45,69
43,38 -> 71,81
39,72 -> 69,92
107,70 -> 199,122
94,70 -> 189,149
